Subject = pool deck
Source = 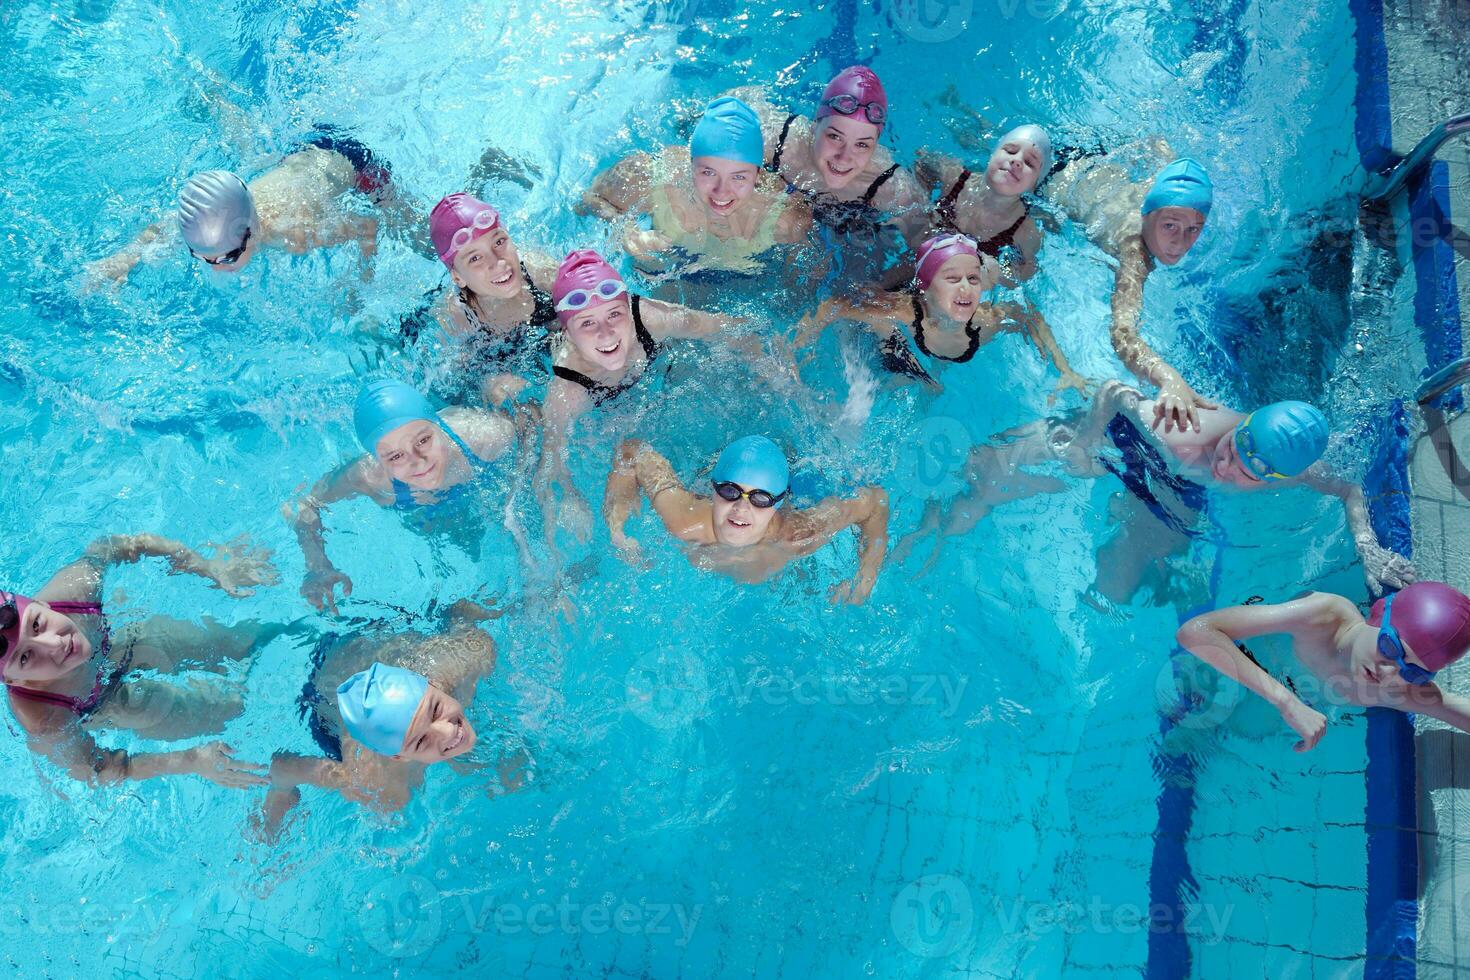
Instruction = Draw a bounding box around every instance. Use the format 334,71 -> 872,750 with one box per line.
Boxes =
1381,0 -> 1470,977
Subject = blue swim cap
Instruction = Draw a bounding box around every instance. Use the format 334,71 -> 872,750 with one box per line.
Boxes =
689,97 -> 764,168
711,435 -> 789,496
354,380 -> 439,455
1233,401 -> 1329,480
336,661 -> 430,756
1141,158 -> 1213,217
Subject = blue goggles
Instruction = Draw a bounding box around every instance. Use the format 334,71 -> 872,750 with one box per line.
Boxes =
1233,419 -> 1289,482
1378,593 -> 1437,685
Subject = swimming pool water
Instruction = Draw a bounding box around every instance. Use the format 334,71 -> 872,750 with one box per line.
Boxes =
0,0 -> 1414,976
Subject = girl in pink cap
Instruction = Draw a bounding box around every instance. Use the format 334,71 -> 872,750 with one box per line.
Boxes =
2,533 -> 280,789
723,67 -> 929,261
537,249 -> 735,544
580,96 -> 814,276
793,233 -> 1086,395
1177,582 -> 1470,751
428,192 -> 561,406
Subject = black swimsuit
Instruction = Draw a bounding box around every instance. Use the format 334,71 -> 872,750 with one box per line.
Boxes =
879,292 -> 981,383
552,295 -> 661,406
457,261 -> 557,362
934,169 -> 1030,257
769,113 -> 900,236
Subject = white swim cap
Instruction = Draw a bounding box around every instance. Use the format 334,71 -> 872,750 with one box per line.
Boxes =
177,171 -> 256,254
997,125 -> 1053,180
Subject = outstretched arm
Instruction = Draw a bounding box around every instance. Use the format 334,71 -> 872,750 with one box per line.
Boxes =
604,439 -> 705,564
994,302 -> 1088,398
73,532 -> 277,599
24,717 -> 264,789
1302,469 -> 1418,593
1175,593 -> 1350,752
535,383 -> 593,549
639,296 -> 741,339
580,152 -> 656,221
1416,686 -> 1470,734
1108,247 -> 1215,432
829,486 -> 890,605
82,220 -> 175,291
284,460 -> 375,614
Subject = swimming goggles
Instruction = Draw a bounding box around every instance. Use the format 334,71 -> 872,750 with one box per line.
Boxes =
1378,592 -> 1437,685
555,278 -> 626,313
190,227 -> 252,267
915,233 -> 978,266
0,600 -> 17,664
1233,418 -> 1290,482
449,208 -> 501,254
712,481 -> 787,509
821,94 -> 886,126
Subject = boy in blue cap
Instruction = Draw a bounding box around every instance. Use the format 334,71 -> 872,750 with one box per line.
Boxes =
255,609 -> 521,837
1046,154 -> 1220,435
602,435 -> 891,604
581,96 -> 814,274
286,380 -> 525,614
897,382 -> 1416,601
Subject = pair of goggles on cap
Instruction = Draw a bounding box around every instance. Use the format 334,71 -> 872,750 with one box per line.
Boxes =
449,208 -> 500,255
713,481 -> 786,509
916,233 -> 978,266
1233,419 -> 1291,482
1378,592 -> 1437,685
821,94 -> 886,126
190,227 -> 252,267
555,278 -> 626,314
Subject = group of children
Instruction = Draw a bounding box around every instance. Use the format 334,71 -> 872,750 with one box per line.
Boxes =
9,64 -> 1467,829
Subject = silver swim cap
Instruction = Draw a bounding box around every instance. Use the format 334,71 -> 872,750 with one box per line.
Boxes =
997,124 -> 1054,180
177,171 -> 256,254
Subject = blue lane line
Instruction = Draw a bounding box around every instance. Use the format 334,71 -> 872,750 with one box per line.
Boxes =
1350,0 -> 1394,172
1410,163 -> 1465,413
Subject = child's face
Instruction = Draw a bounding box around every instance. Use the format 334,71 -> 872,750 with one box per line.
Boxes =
375,420 -> 450,490
565,298 -> 634,372
710,483 -> 779,546
923,254 -> 984,322
452,228 -> 522,300
985,140 -> 1043,196
812,116 -> 879,191
1142,207 -> 1206,266
1,603 -> 91,684
395,684 -> 476,764
690,156 -> 759,216
1209,428 -> 1268,488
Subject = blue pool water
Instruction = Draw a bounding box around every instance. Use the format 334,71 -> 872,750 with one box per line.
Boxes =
0,0 -> 1420,976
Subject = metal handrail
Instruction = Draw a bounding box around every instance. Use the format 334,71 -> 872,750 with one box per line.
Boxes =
1417,355 -> 1470,405
1362,111 -> 1470,201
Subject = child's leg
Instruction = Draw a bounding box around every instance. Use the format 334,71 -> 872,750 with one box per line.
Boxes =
130,617 -> 291,675
87,675 -> 245,740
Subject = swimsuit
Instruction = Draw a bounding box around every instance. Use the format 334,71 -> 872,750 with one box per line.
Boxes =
933,169 -> 1031,259
6,601 -> 132,719
769,113 -> 900,237
552,295 -> 662,406
297,633 -> 345,762
452,261 -> 557,374
878,291 -> 981,383
647,185 -> 787,273
1097,413 -> 1207,538
302,124 -> 393,199
391,424 -> 501,511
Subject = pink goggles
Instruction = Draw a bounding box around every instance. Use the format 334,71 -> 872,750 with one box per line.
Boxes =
554,277 -> 626,314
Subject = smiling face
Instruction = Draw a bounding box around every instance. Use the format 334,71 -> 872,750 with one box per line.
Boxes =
375,420 -> 451,490
985,139 -> 1043,196
564,297 -> 634,372
691,156 -> 759,217
923,253 -> 984,321
1,602 -> 92,684
396,683 -> 476,764
812,116 -> 879,191
452,227 -> 521,299
1141,206 -> 1207,265
710,483 -> 780,546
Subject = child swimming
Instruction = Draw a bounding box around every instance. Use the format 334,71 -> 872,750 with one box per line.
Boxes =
287,380 -> 523,614
84,126 -> 409,286
1177,582 -> 1470,750
582,97 -> 814,275
795,233 -> 1086,394
603,435 -> 890,604
3,533 -> 279,788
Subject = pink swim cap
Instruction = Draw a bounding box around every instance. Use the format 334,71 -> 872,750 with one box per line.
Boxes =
914,234 -> 981,291
1367,581 -> 1470,672
814,66 -> 888,131
0,590 -> 34,674
429,193 -> 501,269
552,250 -> 625,325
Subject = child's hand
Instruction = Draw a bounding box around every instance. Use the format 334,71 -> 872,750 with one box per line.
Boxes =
302,568 -> 353,615
200,536 -> 280,597
187,742 -> 268,788
1280,701 -> 1327,753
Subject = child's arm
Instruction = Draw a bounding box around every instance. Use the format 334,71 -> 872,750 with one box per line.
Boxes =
994,302 -> 1088,398
1300,468 -> 1418,593
829,486 -> 890,606
283,461 -> 375,615
1175,593 -> 1350,751
1415,686 -> 1470,734
1108,249 -> 1216,433
535,383 -> 593,548
604,440 -> 704,563
29,721 -> 265,788
639,297 -> 741,340
81,220 -> 175,291
77,532 -> 278,598
579,153 -> 656,220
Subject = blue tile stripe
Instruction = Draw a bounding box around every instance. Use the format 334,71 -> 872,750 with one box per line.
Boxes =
1351,0 -> 1394,172
1410,164 -> 1465,413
